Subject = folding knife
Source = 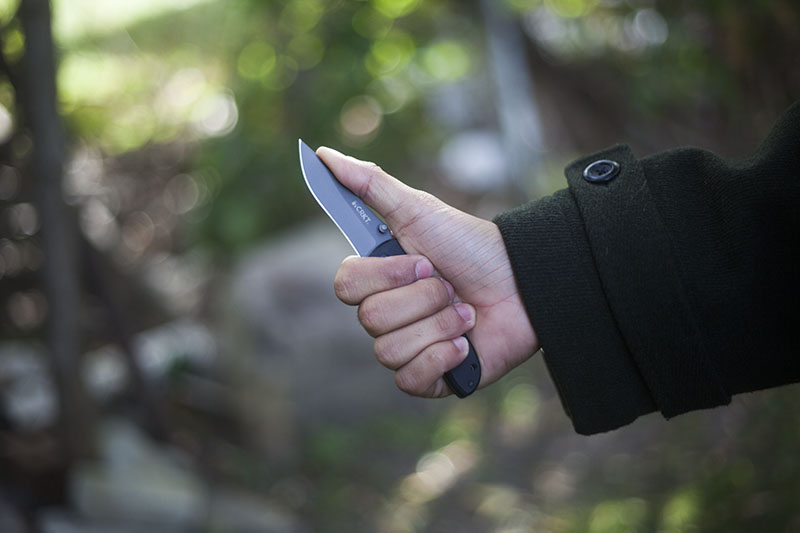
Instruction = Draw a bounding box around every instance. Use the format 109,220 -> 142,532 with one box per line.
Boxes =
298,140 -> 481,398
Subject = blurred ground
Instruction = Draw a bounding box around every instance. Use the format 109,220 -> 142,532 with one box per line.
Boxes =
6,218 -> 800,532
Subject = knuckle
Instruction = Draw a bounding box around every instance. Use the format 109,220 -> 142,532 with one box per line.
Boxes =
357,300 -> 384,335
440,341 -> 465,372
426,344 -> 452,375
433,310 -> 456,336
422,279 -> 448,309
360,163 -> 384,201
374,336 -> 401,369
415,189 -> 434,204
388,264 -> 413,288
395,370 -> 422,396
363,161 -> 384,175
429,345 -> 447,368
416,190 -> 441,210
333,266 -> 358,304
332,275 -> 350,302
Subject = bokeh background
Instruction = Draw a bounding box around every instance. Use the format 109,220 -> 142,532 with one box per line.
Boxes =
0,0 -> 798,531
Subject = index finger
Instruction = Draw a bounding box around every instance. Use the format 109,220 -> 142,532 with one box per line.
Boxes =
334,254 -> 434,305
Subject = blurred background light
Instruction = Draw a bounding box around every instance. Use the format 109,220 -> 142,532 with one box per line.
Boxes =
0,102 -> 13,143
0,344 -> 58,430
367,75 -> 414,114
0,238 -> 22,276
53,0 -> 215,42
545,0 -> 596,19
288,33 -> 325,70
373,0 -> 421,20
352,6 -> 393,39
263,56 -> 299,91
421,40 -> 472,82
7,290 -> 48,331
121,211 -> 155,256
237,42 -> 277,81
631,8 -> 668,47
158,68 -> 209,120
439,130 -> 507,193
80,198 -> 119,250
365,30 -> 416,77
339,95 -> 383,146
588,497 -> 648,533
279,0 -> 324,34
163,174 -> 201,215
191,91 -> 238,138
6,202 -> 39,237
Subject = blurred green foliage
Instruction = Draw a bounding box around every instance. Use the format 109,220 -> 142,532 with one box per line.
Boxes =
275,366 -> 800,532
28,0 -> 793,258
47,0 -> 485,254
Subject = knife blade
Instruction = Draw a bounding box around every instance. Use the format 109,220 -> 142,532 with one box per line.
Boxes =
298,139 -> 481,398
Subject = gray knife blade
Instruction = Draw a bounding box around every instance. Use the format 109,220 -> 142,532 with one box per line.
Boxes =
299,140 -> 395,257
298,139 -> 481,398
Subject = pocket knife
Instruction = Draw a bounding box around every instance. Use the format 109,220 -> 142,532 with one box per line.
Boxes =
298,140 -> 481,397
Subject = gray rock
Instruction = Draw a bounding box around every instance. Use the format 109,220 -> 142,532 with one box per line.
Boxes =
67,418 -> 302,532
226,220 -> 423,427
206,488 -> 304,532
0,342 -> 57,430
0,498 -> 25,533
71,418 -> 203,528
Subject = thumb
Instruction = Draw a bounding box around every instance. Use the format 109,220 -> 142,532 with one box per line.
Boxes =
316,146 -> 421,228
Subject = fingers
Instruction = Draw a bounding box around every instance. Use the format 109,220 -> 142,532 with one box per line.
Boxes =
373,302 -> 475,370
358,277 -> 454,337
394,337 -> 470,398
316,146 -> 422,228
334,254 -> 434,305
333,251 -> 473,398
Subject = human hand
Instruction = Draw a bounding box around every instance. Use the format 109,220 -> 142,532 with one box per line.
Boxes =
318,147 -> 539,398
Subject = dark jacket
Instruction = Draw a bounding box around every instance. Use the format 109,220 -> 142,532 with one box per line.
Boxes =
495,102 -> 800,435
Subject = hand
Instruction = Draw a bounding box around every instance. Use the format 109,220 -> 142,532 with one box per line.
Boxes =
318,147 -> 539,398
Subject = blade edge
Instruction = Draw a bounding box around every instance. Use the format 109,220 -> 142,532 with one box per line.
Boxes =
299,139 -> 369,257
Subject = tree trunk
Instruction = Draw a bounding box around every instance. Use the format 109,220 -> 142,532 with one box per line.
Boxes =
480,0 -> 545,200
19,0 -> 95,460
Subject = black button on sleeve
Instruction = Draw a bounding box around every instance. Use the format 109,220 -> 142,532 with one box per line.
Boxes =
583,159 -> 620,182
568,146 -> 730,419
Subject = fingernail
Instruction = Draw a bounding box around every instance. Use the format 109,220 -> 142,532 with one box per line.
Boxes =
453,336 -> 468,355
455,303 -> 474,325
316,146 -> 342,157
441,279 -> 455,301
415,259 -> 434,279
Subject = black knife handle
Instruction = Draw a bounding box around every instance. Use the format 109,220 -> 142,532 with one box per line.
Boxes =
369,238 -> 481,398
370,238 -> 406,257
442,336 -> 481,398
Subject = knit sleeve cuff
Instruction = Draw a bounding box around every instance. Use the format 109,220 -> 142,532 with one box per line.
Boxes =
495,189 -> 657,435
564,145 -> 730,418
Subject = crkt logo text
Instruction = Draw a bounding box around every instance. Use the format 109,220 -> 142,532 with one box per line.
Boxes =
351,200 -> 372,224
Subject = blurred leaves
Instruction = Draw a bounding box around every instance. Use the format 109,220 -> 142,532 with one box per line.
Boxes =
421,39 -> 473,81
364,29 -> 415,77
25,0 -> 792,261
373,0 -> 421,20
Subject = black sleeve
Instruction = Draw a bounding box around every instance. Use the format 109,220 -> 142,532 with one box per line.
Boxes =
494,102 -> 800,435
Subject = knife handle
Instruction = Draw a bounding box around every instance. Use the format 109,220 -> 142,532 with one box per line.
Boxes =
369,238 -> 481,398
